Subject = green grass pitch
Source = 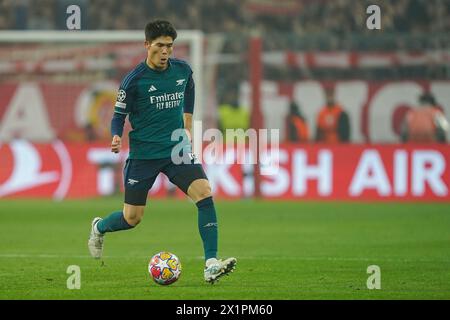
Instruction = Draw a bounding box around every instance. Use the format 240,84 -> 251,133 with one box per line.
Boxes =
1,198 -> 450,299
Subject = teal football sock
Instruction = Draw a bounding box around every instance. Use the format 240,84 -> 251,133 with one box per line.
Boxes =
96,211 -> 134,234
196,196 -> 218,261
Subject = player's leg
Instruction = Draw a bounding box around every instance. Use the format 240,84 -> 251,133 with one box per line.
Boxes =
186,178 -> 236,283
95,190 -> 148,233
164,163 -> 236,283
94,203 -> 144,234
88,159 -> 156,259
122,203 -> 145,226
88,204 -> 141,259
164,164 -> 217,259
187,178 -> 218,260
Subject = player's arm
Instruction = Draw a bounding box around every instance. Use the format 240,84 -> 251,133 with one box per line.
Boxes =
183,74 -> 195,142
184,113 -> 193,142
111,84 -> 133,153
111,112 -> 126,153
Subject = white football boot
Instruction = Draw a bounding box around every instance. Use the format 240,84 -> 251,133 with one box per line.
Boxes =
204,257 -> 237,284
88,217 -> 104,259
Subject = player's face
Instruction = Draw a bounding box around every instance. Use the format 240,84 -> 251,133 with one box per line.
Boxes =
145,36 -> 174,70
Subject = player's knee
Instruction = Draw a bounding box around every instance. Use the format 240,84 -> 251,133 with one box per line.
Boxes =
197,185 -> 212,201
134,218 -> 142,226
123,205 -> 144,226
127,215 -> 142,226
188,179 -> 212,202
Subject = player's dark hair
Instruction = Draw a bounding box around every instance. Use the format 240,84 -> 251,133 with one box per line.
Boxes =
145,20 -> 177,42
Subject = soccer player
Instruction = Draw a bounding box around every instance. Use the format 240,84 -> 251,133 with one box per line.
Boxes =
88,20 -> 236,283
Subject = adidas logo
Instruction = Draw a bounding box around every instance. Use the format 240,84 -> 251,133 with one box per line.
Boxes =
148,85 -> 157,92
176,79 -> 185,86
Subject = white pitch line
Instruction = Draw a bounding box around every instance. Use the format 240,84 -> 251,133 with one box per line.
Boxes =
0,254 -> 449,263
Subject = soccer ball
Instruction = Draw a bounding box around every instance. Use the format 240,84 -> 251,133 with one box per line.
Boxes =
148,251 -> 182,285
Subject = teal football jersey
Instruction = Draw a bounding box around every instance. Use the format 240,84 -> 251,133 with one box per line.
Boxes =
114,59 -> 193,159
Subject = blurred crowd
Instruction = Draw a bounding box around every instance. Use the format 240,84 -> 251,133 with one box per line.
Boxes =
0,0 -> 448,36
2,0 -> 446,84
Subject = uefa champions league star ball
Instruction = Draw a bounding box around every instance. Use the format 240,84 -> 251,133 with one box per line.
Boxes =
148,251 -> 182,285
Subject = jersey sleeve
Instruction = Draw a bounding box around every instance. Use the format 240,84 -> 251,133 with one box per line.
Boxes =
183,73 -> 195,114
110,112 -> 126,137
114,81 -> 135,115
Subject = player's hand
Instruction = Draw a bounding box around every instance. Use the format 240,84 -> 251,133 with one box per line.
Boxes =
111,135 -> 122,153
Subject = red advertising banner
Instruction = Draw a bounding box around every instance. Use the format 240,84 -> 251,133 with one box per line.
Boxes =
209,144 -> 450,201
0,141 -> 448,201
